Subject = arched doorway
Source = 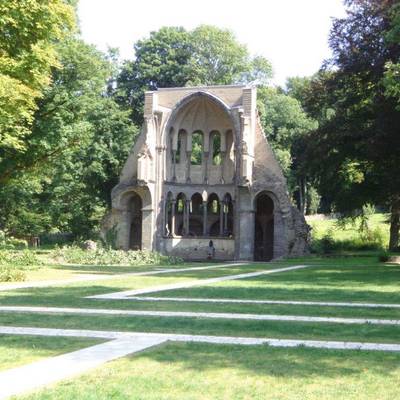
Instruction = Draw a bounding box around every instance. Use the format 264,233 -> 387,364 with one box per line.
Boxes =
129,193 -> 142,250
254,193 -> 274,261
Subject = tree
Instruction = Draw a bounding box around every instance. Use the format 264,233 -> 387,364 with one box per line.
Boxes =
257,86 -> 317,213
0,0 -> 75,176
0,38 -> 137,238
303,0 -> 400,250
116,25 -> 272,125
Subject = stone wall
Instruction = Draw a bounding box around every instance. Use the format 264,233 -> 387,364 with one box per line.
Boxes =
162,237 -> 235,260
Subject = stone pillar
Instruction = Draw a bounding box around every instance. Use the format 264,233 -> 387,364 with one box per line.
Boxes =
171,200 -> 176,237
185,199 -> 191,236
141,207 -> 153,250
172,151 -> 177,182
203,151 -> 209,184
163,199 -> 168,236
223,201 -> 228,235
202,201 -> 208,236
220,151 -> 226,183
219,201 -> 224,236
186,151 -> 191,183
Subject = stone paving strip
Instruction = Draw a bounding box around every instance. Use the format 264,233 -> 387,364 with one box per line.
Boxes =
2,305 -> 400,325
2,326 -> 400,351
87,264 -> 310,299
0,336 -> 166,400
1,324 -> 400,398
0,262 -> 244,292
127,296 -> 400,309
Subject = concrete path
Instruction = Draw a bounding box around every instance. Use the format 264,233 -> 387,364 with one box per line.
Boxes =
0,336 -> 166,400
88,265 -> 310,299
0,262 -> 244,292
2,305 -> 400,325
1,325 -> 400,351
2,323 -> 400,398
127,296 -> 400,309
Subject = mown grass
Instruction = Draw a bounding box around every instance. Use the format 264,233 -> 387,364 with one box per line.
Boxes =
0,334 -> 103,372
1,256 -> 400,399
16,342 -> 400,400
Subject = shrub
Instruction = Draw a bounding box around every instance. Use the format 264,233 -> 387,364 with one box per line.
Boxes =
0,250 -> 43,267
52,246 -> 183,266
0,266 -> 26,282
6,237 -> 28,249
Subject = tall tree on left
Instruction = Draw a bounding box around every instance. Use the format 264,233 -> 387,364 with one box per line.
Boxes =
0,0 -> 76,183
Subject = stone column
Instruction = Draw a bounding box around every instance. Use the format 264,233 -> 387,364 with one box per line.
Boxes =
186,151 -> 191,183
172,151 -> 177,182
219,201 -> 224,236
185,199 -> 191,236
223,201 -> 228,235
171,200 -> 176,237
202,201 -> 208,236
220,151 -> 226,183
163,199 -> 168,236
203,151 -> 209,184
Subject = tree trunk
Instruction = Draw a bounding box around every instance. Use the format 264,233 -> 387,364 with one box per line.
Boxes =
298,178 -> 306,215
389,196 -> 400,251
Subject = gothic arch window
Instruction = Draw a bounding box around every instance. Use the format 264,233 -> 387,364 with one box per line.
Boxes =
211,131 -> 222,165
176,129 -> 186,164
189,192 -> 203,236
223,193 -> 234,236
207,193 -> 221,236
175,192 -> 187,236
165,192 -> 174,236
191,131 -> 203,165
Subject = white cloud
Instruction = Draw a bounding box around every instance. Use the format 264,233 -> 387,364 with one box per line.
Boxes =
78,0 -> 346,85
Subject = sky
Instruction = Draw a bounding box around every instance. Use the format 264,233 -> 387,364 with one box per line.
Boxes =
78,0 -> 347,86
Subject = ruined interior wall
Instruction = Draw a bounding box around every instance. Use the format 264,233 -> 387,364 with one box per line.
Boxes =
162,238 -> 235,260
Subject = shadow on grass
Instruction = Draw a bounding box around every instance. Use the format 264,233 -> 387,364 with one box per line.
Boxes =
133,341 -> 400,379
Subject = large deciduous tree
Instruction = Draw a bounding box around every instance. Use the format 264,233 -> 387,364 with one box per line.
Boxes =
0,0 -> 75,179
116,25 -> 272,124
304,0 -> 400,250
0,38 -> 137,238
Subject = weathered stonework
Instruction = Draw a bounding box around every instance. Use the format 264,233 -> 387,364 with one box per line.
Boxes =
105,85 -> 309,260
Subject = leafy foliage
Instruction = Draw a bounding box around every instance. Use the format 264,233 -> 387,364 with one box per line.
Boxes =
302,0 -> 400,249
0,0 -> 75,174
53,246 -> 183,266
116,25 -> 272,124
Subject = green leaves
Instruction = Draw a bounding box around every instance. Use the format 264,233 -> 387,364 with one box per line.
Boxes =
116,25 -> 271,125
0,0 -> 75,161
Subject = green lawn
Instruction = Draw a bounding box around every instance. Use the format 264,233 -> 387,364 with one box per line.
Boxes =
16,342 -> 400,400
1,255 -> 400,399
306,212 -> 390,242
0,334 -> 103,371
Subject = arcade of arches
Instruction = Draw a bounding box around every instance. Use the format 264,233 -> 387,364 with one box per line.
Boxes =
164,192 -> 234,238
108,85 -> 309,261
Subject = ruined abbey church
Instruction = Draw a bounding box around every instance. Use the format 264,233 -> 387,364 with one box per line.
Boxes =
106,85 -> 309,260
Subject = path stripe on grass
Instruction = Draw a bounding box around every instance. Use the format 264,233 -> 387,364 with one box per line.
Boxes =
87,264 -> 311,299
1,305 -> 400,325
1,326 -> 400,351
0,262 -> 245,292
0,336 -> 166,400
127,296 -> 400,309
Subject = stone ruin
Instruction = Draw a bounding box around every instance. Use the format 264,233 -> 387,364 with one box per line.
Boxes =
103,85 -> 309,260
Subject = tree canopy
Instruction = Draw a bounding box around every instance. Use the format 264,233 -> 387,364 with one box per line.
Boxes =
116,25 -> 272,124
302,0 -> 400,250
0,0 -> 75,169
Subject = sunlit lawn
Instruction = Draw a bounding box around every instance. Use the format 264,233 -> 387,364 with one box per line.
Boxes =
0,334 -> 103,372
1,255 -> 400,399
16,342 -> 400,400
